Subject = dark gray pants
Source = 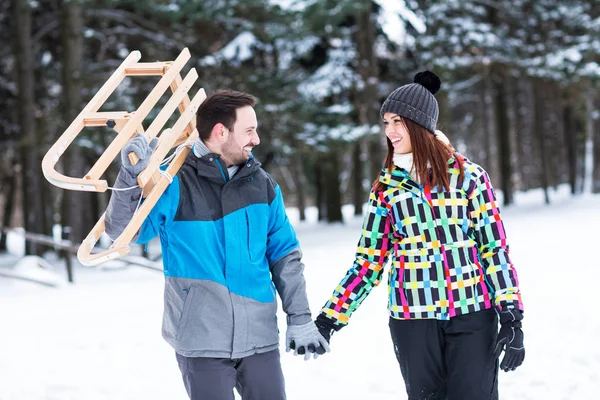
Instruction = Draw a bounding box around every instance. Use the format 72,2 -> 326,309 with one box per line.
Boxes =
176,349 -> 286,400
389,309 -> 499,400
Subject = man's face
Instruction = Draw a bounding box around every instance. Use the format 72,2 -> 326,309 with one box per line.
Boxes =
221,106 -> 260,166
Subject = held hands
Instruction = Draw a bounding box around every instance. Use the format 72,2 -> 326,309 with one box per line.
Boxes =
286,320 -> 331,361
494,308 -> 525,372
121,133 -> 158,178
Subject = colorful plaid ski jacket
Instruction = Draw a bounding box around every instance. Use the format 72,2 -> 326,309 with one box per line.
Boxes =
320,155 -> 523,326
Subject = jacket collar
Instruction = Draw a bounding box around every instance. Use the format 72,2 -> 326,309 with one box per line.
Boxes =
184,152 -> 261,183
379,167 -> 421,195
378,155 -> 458,194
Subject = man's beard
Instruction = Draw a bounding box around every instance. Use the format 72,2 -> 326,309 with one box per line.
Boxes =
222,140 -> 250,166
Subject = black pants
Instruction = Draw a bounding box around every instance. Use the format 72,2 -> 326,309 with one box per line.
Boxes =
389,309 -> 499,400
176,349 -> 286,400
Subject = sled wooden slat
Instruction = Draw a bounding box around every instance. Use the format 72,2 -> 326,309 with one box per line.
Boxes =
137,88 -> 206,188
41,51 -> 142,192
170,73 -> 197,143
124,62 -> 171,76
85,48 -> 191,182
143,68 -> 198,143
83,112 -> 132,127
126,68 -> 198,167
123,71 -> 196,168
42,48 -> 193,192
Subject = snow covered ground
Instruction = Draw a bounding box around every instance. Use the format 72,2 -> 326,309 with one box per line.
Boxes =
1,186 -> 599,400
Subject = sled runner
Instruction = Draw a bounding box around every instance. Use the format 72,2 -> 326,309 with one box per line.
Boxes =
41,48 -> 206,266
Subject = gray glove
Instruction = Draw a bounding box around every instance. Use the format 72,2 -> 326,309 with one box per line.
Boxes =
121,133 -> 158,178
105,133 -> 156,241
286,321 -> 330,361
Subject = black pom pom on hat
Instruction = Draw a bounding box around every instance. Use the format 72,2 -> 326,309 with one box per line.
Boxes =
413,70 -> 441,95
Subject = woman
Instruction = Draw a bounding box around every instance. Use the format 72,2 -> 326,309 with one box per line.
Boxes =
314,71 -> 524,400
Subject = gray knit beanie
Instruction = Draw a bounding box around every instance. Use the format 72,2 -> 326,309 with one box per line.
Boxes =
380,71 -> 441,134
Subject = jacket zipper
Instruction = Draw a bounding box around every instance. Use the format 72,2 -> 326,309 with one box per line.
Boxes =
420,183 -> 453,319
214,159 -> 228,183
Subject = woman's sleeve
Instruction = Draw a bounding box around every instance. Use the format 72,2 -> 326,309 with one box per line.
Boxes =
319,189 -> 394,328
468,170 -> 524,312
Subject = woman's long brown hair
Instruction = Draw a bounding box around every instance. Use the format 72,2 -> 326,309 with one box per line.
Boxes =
372,118 -> 465,192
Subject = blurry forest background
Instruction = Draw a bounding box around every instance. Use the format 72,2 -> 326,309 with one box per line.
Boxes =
1,0 -> 599,258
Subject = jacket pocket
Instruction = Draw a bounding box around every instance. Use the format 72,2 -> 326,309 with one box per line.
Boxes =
173,283 -> 234,352
162,282 -> 191,342
176,286 -> 207,341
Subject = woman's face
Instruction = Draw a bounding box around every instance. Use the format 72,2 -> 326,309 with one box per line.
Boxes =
383,113 -> 412,154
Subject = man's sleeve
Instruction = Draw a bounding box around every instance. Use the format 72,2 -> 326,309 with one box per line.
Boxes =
104,169 -> 142,241
104,169 -> 180,245
468,170 -> 524,312
267,183 -> 311,326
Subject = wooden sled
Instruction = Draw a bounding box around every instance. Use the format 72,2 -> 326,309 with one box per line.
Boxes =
41,48 -> 206,266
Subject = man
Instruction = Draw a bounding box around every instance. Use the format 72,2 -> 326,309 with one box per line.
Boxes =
105,89 -> 329,400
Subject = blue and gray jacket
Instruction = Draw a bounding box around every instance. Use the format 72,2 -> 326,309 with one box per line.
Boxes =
105,150 -> 311,358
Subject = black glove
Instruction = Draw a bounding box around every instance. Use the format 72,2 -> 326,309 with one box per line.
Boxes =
290,315 -> 338,356
494,308 -> 525,372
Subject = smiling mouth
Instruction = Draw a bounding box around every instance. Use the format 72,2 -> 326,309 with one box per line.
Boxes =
391,137 -> 402,144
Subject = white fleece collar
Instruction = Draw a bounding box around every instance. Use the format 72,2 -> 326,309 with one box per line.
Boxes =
393,152 -> 414,174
